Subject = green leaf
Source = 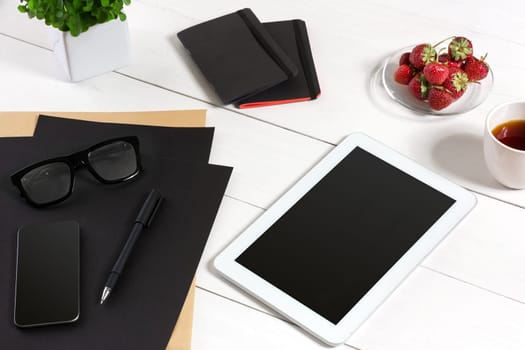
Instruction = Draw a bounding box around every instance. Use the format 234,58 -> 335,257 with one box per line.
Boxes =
96,11 -> 107,22
85,0 -> 94,9
64,2 -> 74,12
68,14 -> 82,36
17,0 -> 127,36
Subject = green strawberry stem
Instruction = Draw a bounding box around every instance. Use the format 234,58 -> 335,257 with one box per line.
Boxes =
433,36 -> 455,48
430,84 -> 453,94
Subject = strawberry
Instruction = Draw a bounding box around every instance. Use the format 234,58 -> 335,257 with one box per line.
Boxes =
448,36 -> 473,61
463,55 -> 489,81
423,62 -> 449,85
428,87 -> 454,110
409,44 -> 436,70
438,54 -> 462,69
394,64 -> 414,85
408,73 -> 429,100
442,67 -> 469,99
399,52 -> 411,66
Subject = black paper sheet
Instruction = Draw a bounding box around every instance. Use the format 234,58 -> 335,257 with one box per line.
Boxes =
33,115 -> 215,162
0,116 -> 232,349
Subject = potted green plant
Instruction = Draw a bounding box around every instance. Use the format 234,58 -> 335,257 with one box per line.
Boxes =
17,0 -> 132,81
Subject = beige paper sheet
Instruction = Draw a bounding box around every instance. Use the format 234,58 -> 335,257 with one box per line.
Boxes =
0,110 -> 205,350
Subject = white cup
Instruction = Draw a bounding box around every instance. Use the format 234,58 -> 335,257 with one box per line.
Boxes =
484,101 -> 525,189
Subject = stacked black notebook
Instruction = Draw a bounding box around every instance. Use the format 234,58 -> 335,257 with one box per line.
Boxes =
178,8 -> 321,108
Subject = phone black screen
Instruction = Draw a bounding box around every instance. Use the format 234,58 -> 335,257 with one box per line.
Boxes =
236,147 -> 455,324
15,220 -> 80,327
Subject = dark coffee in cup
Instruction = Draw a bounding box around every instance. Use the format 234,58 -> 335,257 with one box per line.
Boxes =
484,102 -> 525,189
492,119 -> 525,151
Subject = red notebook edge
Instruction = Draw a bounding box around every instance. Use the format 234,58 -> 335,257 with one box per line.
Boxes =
238,92 -> 321,109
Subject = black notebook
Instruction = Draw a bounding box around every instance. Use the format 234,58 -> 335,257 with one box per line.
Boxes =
235,20 -> 321,108
178,8 -> 298,104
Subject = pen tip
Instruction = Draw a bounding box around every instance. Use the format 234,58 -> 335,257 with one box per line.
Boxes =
100,287 -> 112,304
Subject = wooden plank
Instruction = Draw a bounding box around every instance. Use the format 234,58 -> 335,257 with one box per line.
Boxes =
0,0 -> 50,48
349,267 -> 525,350
423,192 -> 525,302
192,287 -> 346,350
193,267 -> 525,350
195,196 -> 270,312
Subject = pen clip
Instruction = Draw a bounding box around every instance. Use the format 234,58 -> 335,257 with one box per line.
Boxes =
136,189 -> 163,226
146,196 -> 162,227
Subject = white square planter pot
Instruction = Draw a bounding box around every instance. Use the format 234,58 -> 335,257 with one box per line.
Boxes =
49,19 -> 131,82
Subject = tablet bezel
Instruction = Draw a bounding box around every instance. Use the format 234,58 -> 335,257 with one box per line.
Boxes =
214,133 -> 476,345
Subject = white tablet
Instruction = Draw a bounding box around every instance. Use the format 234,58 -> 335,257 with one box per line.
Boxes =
214,133 -> 476,345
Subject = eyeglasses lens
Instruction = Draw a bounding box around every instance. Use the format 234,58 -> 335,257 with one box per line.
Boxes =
20,162 -> 72,205
88,141 -> 138,181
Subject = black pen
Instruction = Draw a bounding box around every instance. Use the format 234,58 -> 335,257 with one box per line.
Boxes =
100,189 -> 163,304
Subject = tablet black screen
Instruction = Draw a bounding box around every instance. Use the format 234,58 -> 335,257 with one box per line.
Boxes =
236,147 -> 455,324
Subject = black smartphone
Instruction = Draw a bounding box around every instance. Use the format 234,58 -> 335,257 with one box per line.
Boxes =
14,220 -> 80,327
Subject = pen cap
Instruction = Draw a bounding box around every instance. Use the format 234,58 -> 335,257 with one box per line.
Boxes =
135,189 -> 163,226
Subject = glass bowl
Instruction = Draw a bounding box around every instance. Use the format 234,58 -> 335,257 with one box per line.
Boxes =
381,46 -> 494,115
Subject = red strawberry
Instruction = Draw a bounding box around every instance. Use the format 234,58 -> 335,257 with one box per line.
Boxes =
428,87 -> 454,110
463,55 -> 489,81
399,52 -> 411,66
394,64 -> 414,85
438,54 -> 462,69
408,73 -> 429,100
409,44 -> 436,70
423,62 -> 449,85
442,67 -> 469,99
448,36 -> 473,61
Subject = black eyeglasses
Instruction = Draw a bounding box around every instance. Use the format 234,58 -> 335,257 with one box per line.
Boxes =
11,136 -> 142,207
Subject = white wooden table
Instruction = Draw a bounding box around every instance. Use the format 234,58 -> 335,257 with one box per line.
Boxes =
2,1 -> 525,349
